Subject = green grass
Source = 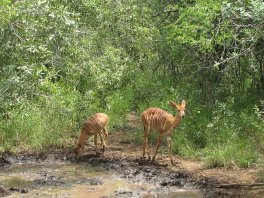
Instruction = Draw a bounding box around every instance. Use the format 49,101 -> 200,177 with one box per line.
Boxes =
1,73 -> 263,169
131,95 -> 264,168
0,103 -> 76,152
203,140 -> 259,168
0,86 -> 79,152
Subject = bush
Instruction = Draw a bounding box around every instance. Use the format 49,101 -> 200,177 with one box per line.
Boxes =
0,84 -> 79,152
171,98 -> 264,168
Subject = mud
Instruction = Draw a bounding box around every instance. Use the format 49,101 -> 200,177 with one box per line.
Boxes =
79,155 -> 242,198
1,115 -> 263,197
0,150 -> 251,198
0,185 -> 10,197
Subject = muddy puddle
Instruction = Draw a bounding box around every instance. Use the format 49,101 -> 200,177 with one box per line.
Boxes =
0,153 -> 203,198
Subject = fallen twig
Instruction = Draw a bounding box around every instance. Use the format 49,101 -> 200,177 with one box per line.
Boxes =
219,183 -> 264,188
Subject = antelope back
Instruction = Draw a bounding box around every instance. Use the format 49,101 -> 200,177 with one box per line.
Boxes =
141,108 -> 174,132
82,113 -> 109,134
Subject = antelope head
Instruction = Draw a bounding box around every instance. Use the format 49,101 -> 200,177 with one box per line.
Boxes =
169,100 -> 186,118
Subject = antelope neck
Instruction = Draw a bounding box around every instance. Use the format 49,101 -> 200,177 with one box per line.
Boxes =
173,114 -> 182,125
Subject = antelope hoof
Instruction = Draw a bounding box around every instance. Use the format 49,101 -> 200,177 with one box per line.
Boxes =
141,155 -> 151,161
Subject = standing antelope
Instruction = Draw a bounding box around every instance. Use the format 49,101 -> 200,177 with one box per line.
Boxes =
75,113 -> 109,159
141,100 -> 186,165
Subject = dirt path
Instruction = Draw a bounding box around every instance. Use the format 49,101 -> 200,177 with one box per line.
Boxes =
0,114 -> 263,197
0,131 -> 263,198
99,129 -> 263,198
128,113 -> 262,178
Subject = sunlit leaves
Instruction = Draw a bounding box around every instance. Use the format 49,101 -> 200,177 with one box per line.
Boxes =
166,1 -> 222,51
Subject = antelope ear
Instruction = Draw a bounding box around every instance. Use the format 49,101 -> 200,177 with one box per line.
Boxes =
181,100 -> 186,108
169,101 -> 177,108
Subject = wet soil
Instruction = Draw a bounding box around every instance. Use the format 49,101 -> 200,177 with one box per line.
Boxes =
1,114 -> 264,198
0,151 -> 203,198
1,140 -> 263,198
73,149 -> 264,198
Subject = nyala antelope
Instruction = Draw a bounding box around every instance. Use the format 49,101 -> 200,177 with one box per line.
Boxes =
141,100 -> 186,165
75,113 -> 109,159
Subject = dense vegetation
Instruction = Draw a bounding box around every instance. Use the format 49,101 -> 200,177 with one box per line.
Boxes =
1,0 -> 263,168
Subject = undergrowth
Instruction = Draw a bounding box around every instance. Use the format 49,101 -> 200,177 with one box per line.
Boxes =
1,72 -> 263,169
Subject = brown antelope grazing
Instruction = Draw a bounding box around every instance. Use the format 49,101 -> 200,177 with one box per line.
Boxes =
75,113 -> 109,159
141,100 -> 186,165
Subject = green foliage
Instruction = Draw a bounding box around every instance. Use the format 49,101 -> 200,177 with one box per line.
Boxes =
0,84 -> 79,152
0,0 -> 264,168
106,86 -> 134,128
170,98 -> 264,168
166,1 -> 221,50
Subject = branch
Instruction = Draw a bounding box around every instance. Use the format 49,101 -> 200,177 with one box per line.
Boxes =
219,183 -> 264,188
